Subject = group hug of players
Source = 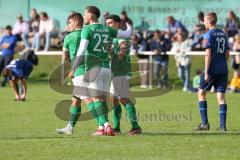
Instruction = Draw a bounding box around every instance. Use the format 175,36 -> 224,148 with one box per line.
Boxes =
56,6 -> 230,136
56,6 -> 141,136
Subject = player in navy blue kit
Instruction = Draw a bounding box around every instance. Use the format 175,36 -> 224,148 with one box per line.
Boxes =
3,59 -> 33,101
196,12 -> 230,131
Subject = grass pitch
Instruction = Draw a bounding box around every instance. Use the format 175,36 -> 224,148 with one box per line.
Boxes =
0,55 -> 239,160
1,83 -> 240,160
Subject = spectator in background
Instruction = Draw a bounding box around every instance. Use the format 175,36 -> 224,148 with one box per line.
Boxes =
131,34 -> 144,53
191,26 -> 205,51
224,11 -> 240,37
131,34 -> 149,88
32,12 -> 59,51
171,33 -> 192,92
196,11 -> 205,30
167,16 -> 188,41
149,30 -> 171,88
102,12 -> 110,25
228,69 -> 240,93
140,30 -> 152,51
228,37 -> 235,50
0,25 -> 17,86
120,11 -> 133,26
191,11 -> 205,51
12,14 -> 30,50
228,33 -> 240,93
29,8 -> 40,37
232,34 -> 240,72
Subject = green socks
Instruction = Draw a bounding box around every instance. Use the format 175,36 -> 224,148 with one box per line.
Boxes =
94,101 -> 109,126
103,101 -> 109,119
113,104 -> 122,130
124,103 -> 140,129
87,102 -> 99,124
69,106 -> 81,127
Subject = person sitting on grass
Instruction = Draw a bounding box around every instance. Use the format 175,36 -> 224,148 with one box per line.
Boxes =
192,69 -> 202,92
228,70 -> 240,93
3,59 -> 35,101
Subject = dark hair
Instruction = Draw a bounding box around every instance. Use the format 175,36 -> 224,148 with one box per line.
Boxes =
154,29 -> 161,34
2,68 -> 11,78
5,25 -> 12,30
40,12 -> 48,19
196,69 -> 202,75
198,11 -> 204,20
86,6 -> 100,19
229,10 -> 237,20
121,10 -> 127,15
67,12 -> 83,27
105,14 -> 121,23
22,50 -> 39,65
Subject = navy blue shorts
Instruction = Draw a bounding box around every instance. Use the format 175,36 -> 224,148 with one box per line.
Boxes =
199,73 -> 228,93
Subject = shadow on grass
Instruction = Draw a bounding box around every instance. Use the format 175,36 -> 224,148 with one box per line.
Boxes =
28,78 -> 49,84
142,131 -> 240,136
1,131 -> 240,141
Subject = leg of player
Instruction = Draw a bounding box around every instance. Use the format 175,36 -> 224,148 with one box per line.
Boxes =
110,78 -> 122,134
195,89 -> 210,130
92,96 -> 115,136
83,98 -> 105,136
120,98 -> 142,135
9,79 -> 21,101
87,67 -> 115,136
56,97 -> 81,134
111,96 -> 122,134
216,92 -> 227,131
91,100 -> 109,136
69,97 -> 81,128
84,98 -> 99,124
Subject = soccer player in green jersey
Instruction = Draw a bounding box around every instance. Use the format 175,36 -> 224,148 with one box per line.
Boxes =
106,14 -> 142,135
56,13 -> 97,134
69,6 -> 132,136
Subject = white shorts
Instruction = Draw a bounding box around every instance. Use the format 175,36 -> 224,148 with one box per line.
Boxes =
72,75 -> 90,100
110,76 -> 129,99
86,67 -> 111,97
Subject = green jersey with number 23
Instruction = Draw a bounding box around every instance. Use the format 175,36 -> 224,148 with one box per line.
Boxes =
81,23 -> 117,71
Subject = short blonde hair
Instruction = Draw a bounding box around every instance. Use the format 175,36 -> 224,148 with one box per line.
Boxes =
206,12 -> 217,25
234,34 -> 240,43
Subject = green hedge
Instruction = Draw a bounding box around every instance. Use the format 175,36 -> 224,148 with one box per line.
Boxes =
25,55 -> 233,89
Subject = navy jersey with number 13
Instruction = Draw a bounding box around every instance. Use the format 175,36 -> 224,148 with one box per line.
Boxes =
204,28 -> 229,75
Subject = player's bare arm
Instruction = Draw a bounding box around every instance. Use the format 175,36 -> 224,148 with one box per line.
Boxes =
205,48 -> 212,81
118,41 -> 128,60
116,23 -> 132,39
226,49 -> 230,59
1,43 -> 10,49
62,49 -> 70,62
